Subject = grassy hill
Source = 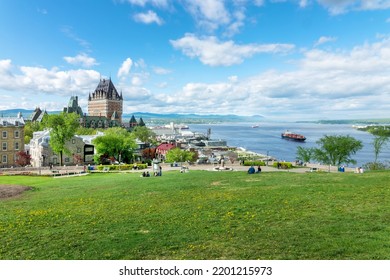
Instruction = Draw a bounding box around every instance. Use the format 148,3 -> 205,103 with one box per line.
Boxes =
1,170 -> 390,260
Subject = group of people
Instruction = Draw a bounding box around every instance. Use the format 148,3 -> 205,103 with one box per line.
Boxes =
248,165 -> 262,174
140,166 -> 162,177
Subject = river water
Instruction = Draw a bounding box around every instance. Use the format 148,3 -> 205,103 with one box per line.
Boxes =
190,122 -> 390,167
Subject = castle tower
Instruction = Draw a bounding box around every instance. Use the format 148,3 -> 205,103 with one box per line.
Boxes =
88,78 -> 123,124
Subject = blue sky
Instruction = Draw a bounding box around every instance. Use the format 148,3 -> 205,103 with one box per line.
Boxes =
0,0 -> 390,120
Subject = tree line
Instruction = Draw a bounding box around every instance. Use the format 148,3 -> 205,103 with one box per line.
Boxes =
296,127 -> 389,170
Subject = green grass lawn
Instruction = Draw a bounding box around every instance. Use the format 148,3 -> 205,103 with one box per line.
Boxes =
1,170 -> 390,260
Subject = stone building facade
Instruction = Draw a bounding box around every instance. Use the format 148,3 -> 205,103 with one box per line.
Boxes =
0,115 -> 25,167
29,130 -> 96,167
88,78 -> 123,124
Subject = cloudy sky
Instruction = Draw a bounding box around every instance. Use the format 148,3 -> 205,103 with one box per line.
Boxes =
1,0 -> 390,120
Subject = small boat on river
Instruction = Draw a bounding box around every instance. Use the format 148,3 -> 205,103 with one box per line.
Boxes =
281,130 -> 306,142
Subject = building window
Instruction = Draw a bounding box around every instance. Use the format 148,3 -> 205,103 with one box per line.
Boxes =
15,121 -> 19,127
72,139 -> 75,144
2,155 -> 7,163
2,131 -> 6,138
77,147 -> 81,153
65,157 -> 70,163
15,142 -> 19,150
14,130 -> 20,138
2,142 -> 7,151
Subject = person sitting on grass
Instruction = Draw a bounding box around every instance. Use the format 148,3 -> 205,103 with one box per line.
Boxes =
248,166 -> 255,174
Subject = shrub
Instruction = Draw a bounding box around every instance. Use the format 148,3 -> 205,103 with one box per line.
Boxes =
363,161 -> 389,171
96,163 -> 147,171
273,162 -> 293,169
243,161 -> 266,166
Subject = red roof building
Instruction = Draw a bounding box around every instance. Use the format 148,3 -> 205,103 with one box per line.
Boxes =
155,143 -> 176,161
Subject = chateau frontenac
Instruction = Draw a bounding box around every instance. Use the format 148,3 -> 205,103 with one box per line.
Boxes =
62,77 -> 144,130
88,78 -> 123,124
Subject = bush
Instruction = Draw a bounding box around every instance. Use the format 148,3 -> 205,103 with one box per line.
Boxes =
363,161 -> 389,171
273,162 -> 293,169
243,161 -> 266,166
96,163 -> 147,171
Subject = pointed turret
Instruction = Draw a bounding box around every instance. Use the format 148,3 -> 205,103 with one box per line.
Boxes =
139,117 -> 145,127
129,115 -> 138,128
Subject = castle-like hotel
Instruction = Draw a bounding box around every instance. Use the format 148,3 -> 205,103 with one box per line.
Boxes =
88,78 -> 123,124
63,78 -> 144,129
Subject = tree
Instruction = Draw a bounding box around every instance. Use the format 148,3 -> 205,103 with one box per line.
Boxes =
295,146 -> 314,164
366,127 -> 389,163
43,113 -> 80,166
76,127 -> 98,136
92,127 -> 137,164
142,147 -> 156,161
372,136 -> 388,163
24,121 -> 44,144
131,126 -> 156,144
15,151 -> 31,167
165,148 -> 195,163
313,135 -> 363,166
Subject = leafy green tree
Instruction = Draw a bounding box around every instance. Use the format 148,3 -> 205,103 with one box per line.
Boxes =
165,148 -> 195,163
76,127 -> 98,136
24,121 -> 44,144
313,135 -> 363,166
131,126 -> 156,144
295,146 -> 314,163
366,127 -> 389,163
372,136 -> 388,163
43,112 -> 80,166
92,127 -> 137,164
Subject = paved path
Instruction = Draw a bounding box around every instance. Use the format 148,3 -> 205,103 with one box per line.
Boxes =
0,162 -> 356,176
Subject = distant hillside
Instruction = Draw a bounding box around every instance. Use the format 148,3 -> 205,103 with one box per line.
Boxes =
316,119 -> 390,125
0,109 -> 34,117
0,109 -> 62,118
0,109 -> 264,124
123,112 -> 265,124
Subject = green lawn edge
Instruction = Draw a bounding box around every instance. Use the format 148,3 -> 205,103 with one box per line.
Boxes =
1,170 -> 390,260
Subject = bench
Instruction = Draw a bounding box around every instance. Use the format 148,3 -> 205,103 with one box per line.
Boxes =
51,170 -> 60,176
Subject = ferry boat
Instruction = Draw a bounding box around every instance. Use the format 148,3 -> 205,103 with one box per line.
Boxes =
281,130 -> 306,142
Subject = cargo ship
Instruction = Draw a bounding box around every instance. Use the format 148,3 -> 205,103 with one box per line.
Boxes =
281,130 -> 306,142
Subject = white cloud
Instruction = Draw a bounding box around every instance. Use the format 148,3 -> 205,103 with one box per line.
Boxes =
299,0 -> 309,7
133,10 -> 164,25
0,59 -> 100,97
37,8 -> 48,15
131,76 -> 143,86
254,0 -> 265,6
170,33 -> 295,66
184,0 -> 230,32
316,0 -> 390,14
61,26 -> 91,50
63,53 -> 98,67
314,36 -> 337,47
155,36 -> 390,119
125,0 -> 169,8
153,66 -> 171,75
117,58 -> 133,78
